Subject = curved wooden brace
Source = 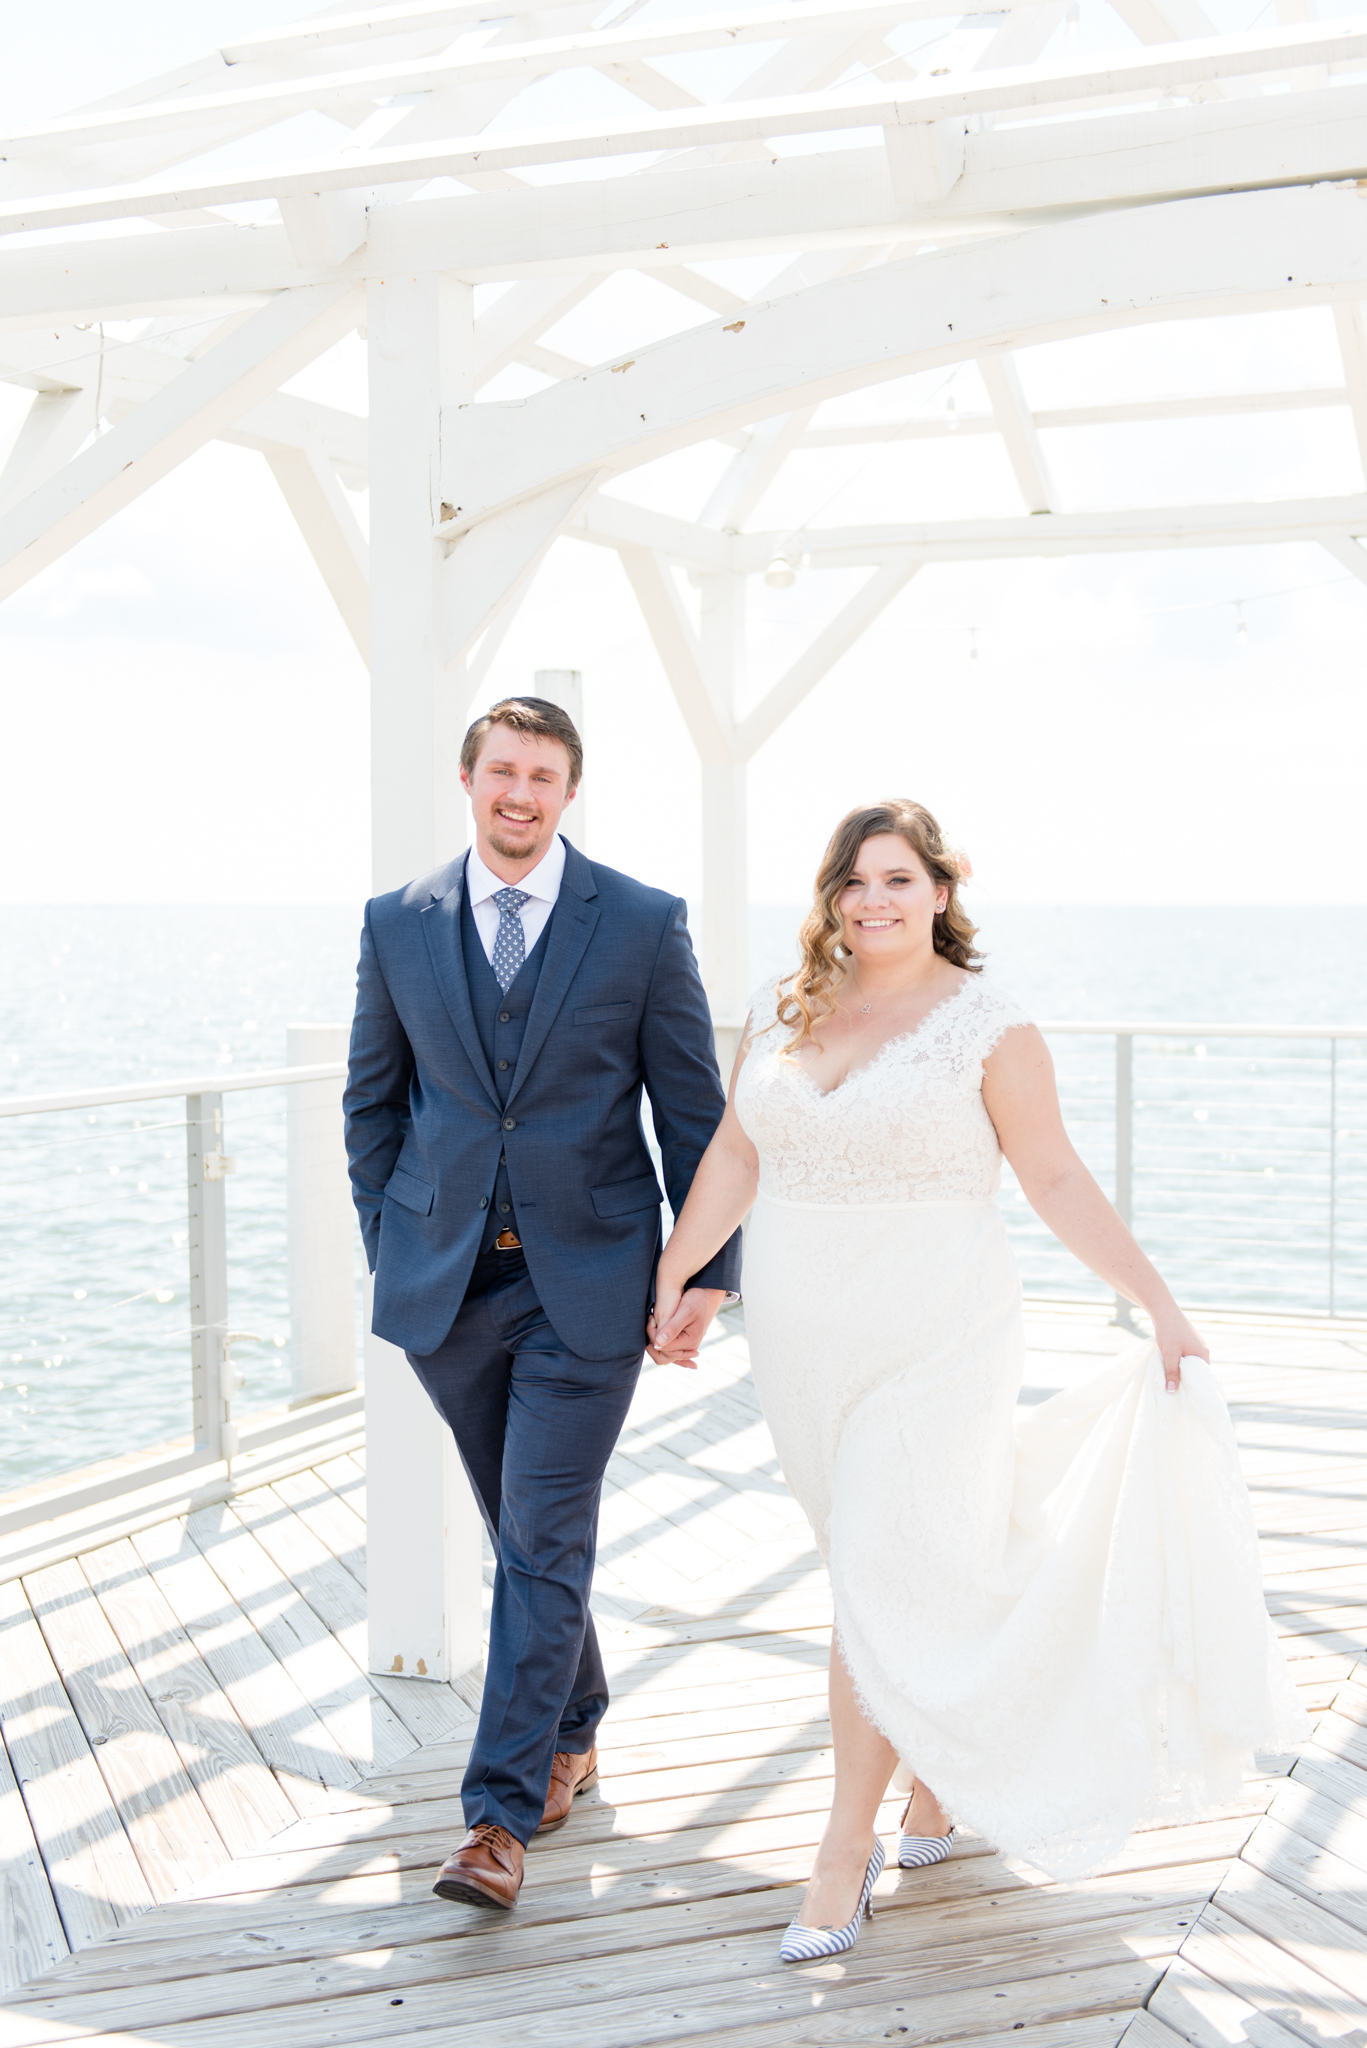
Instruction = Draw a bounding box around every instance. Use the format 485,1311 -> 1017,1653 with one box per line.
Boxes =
440,184 -> 1367,533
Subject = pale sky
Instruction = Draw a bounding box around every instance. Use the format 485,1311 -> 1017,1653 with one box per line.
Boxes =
3,2 -> 1366,910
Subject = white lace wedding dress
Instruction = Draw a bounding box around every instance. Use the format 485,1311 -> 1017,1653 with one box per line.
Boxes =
735,974 -> 1307,1879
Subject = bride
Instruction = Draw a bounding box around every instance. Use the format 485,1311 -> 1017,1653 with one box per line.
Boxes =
650,798 -> 1306,1963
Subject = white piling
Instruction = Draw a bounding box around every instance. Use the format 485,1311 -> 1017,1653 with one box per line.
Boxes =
533,668 -> 585,849
286,1022 -> 358,1405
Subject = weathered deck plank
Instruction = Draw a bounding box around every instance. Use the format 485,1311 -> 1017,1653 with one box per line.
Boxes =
76,1538 -> 300,1858
0,1709 -> 68,1992
21,1558 -> 228,1901
0,1579 -> 153,1948
127,1519 -> 363,1806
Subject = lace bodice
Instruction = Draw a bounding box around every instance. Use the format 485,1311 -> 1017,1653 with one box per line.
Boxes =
735,974 -> 1030,1205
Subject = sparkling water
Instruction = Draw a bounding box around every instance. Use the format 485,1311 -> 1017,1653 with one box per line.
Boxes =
2,902 -> 1364,1494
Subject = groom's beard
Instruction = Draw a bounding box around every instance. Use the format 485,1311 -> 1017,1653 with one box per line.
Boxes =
485,816 -> 553,863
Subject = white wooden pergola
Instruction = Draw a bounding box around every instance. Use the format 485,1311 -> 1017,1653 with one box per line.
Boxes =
5,0 -> 1367,1686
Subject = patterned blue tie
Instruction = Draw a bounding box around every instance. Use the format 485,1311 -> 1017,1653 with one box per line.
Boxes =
491,887 -> 531,993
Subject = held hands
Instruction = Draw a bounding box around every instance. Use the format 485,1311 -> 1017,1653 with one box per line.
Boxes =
648,1282 -> 728,1369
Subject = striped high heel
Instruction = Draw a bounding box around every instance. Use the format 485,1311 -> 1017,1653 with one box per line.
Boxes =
898,1796 -> 954,1869
779,1838 -> 885,1963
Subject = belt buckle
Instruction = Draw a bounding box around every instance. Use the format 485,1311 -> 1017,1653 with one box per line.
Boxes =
493,1227 -> 522,1252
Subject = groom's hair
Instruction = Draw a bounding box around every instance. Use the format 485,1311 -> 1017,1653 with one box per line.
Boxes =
461,696 -> 583,794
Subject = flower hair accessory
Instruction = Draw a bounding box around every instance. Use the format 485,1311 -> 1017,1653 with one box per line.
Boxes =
952,847 -> 974,882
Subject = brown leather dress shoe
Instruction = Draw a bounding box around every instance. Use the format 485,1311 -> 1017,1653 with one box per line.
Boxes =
537,1744 -> 599,1832
432,1824 -> 525,1909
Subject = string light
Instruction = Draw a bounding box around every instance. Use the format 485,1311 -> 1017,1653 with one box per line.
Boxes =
1235,604 -> 1249,651
764,555 -> 797,589
1065,0 -> 1081,38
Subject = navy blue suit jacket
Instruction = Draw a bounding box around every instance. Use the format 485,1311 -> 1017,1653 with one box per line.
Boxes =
344,838 -> 742,1360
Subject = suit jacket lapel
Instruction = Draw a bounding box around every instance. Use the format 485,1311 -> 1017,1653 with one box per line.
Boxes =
420,854 -> 501,1113
505,842 -> 600,1108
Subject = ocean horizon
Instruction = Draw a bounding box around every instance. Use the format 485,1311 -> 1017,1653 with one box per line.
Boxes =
2,901 -> 1364,1495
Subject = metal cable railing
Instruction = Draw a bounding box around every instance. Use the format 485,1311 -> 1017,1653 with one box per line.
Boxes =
3,1019 -> 1364,1526
0,1042 -> 358,1527
1005,1022 -> 1367,1321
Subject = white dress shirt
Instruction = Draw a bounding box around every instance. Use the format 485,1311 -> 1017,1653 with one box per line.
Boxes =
464,832 -> 566,966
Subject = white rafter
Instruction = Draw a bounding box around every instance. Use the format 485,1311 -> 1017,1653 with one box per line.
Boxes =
3,18 -> 1365,237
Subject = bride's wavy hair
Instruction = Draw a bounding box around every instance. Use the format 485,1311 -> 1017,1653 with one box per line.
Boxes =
774,800 -> 982,1051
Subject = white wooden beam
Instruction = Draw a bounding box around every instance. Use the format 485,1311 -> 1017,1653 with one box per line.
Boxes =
1320,535 -> 1367,585
473,277 -> 598,388
222,0 -> 611,64
440,186 -> 1367,529
225,392 -> 369,486
799,386 -> 1351,441
695,575 -> 749,1023
3,76 -> 1363,322
701,409 -> 814,531
1332,302 -> 1367,483
0,281 -> 360,601
264,442 -> 370,663
0,0 -> 1012,157
441,472 -> 605,665
0,387 -> 96,516
572,493 -> 732,568
372,85 -> 1367,278
976,351 -> 1056,514
730,491 -> 1367,564
464,559 -> 539,694
972,0 -> 1068,67
735,561 -> 919,756
5,18 -> 1365,237
618,546 -> 735,762
277,190 -> 370,268
1108,0 -> 1217,46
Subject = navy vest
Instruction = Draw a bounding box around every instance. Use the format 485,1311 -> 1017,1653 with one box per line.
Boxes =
460,880 -> 555,1252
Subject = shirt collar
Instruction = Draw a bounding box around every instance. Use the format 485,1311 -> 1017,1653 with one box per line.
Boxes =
465,831 -> 567,908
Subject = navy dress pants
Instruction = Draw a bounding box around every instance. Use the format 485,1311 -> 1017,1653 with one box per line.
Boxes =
406,1245 -> 643,1845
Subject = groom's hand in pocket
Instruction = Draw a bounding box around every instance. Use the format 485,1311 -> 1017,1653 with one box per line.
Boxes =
647,1287 -> 728,1369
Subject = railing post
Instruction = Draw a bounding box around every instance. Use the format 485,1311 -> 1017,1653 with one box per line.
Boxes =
286,1024 -> 358,1405
186,1091 -> 231,1458
1112,1033 -> 1138,1332
1330,1037 -> 1338,1318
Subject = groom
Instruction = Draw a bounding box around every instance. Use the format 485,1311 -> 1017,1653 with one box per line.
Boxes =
344,695 -> 741,1912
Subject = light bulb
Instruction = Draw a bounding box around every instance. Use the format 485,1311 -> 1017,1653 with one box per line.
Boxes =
1065,0 -> 1080,38
1235,619 -> 1249,651
765,557 -> 797,589
945,392 -> 958,432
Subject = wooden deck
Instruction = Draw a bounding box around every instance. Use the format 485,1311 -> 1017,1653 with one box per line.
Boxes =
2,1304 -> 1366,2047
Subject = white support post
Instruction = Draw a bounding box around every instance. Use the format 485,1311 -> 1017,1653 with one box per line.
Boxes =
186,1092 -> 230,1460
364,1282 -> 486,1685
286,1024 -> 358,1407
365,266 -> 484,1688
532,667 -> 586,849
367,269 -> 475,893
1333,302 -> 1367,480
698,575 -> 748,1069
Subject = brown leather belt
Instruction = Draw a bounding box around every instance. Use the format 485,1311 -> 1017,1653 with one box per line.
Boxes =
493,1227 -> 522,1252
